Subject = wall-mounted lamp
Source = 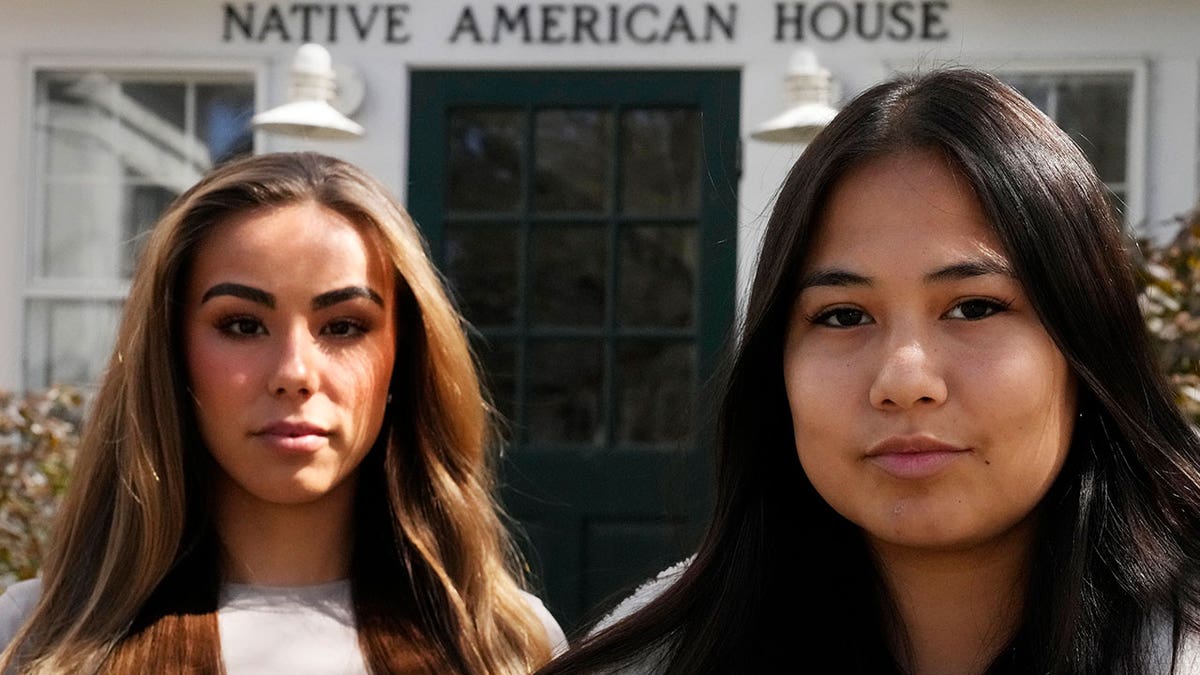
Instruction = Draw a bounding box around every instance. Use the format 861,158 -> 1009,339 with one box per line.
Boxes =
750,49 -> 839,144
252,42 -> 365,140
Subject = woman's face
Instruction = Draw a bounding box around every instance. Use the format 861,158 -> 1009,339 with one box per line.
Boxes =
183,201 -> 396,508
783,149 -> 1076,554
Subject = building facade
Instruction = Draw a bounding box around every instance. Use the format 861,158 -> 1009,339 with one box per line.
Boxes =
2,0 -> 1198,630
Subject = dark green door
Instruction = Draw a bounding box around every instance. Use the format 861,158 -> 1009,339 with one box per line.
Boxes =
408,70 -> 739,632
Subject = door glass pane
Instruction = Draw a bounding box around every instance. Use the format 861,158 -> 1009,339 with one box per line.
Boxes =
618,225 -> 697,328
526,340 -> 603,445
620,109 -> 700,215
534,109 -> 611,213
617,341 -> 694,444
24,300 -> 122,391
474,337 -> 518,434
530,225 -> 606,327
448,109 -> 524,213
445,225 -> 519,327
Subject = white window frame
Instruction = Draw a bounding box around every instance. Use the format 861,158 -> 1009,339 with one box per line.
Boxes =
971,58 -> 1148,233
883,57 -> 1148,232
19,55 -> 265,391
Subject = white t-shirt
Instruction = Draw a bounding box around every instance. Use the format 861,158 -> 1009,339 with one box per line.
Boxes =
0,577 -> 567,674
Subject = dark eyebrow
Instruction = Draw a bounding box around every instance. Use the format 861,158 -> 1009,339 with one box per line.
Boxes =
924,258 -> 1014,283
312,286 -> 385,310
201,283 -> 275,308
797,269 -> 871,291
797,258 -> 1015,293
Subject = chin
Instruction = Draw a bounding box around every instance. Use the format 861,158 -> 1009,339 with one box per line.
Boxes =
246,479 -> 342,507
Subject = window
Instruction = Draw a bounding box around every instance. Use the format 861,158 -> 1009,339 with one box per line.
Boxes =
25,69 -> 255,391
996,65 -> 1145,228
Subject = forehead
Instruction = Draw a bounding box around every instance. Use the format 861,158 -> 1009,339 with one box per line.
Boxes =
806,149 -> 1005,270
187,201 -> 393,293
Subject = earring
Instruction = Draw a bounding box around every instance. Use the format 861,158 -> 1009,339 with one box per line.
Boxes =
386,392 -> 393,404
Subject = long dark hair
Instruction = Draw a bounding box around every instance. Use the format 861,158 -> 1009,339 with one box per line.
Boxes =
538,68 -> 1200,674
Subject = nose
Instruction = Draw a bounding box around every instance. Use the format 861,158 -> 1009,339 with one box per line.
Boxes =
268,325 -> 319,398
868,332 -> 947,411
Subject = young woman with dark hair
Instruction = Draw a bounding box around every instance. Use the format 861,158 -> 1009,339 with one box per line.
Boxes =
0,151 -> 565,673
536,67 -> 1200,674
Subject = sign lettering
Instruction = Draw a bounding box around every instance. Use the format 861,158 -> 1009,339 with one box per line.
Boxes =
221,1 -> 949,45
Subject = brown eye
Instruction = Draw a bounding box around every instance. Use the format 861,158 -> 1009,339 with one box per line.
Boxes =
323,319 -> 368,337
814,307 -> 871,328
946,299 -> 1008,321
219,316 -> 266,337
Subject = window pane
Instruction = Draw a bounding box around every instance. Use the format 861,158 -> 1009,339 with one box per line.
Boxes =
43,76 -> 116,176
620,109 -> 700,215
197,83 -> 255,164
122,82 -> 187,131
617,341 -> 694,444
24,300 -> 122,391
534,109 -> 611,213
530,225 -> 607,327
619,225 -> 697,328
445,225 -> 519,327
122,182 -> 177,278
447,109 -> 524,213
42,179 -> 124,278
1009,80 -> 1051,112
526,340 -> 603,445
1001,72 -> 1130,186
1056,76 -> 1130,183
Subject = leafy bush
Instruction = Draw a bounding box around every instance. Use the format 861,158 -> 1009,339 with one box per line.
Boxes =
1131,208 -> 1200,424
0,387 -> 84,592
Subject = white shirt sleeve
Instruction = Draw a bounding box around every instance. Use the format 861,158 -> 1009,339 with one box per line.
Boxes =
590,558 -> 691,636
0,578 -> 42,652
520,591 -> 569,656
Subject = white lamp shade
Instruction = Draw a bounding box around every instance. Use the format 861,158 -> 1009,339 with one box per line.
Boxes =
749,102 -> 839,144
252,99 -> 365,139
750,49 -> 839,145
252,43 -> 365,140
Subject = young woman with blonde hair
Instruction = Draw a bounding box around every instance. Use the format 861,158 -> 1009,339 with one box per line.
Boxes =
0,151 -> 565,673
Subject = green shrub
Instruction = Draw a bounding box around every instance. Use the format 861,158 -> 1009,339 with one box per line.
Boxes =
1131,208 -> 1200,425
0,387 -> 84,592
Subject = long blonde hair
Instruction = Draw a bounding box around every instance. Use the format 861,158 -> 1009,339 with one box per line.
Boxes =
2,152 -> 552,673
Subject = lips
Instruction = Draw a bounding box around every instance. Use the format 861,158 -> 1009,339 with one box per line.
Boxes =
865,435 -> 970,479
256,421 -> 329,437
253,420 -> 330,454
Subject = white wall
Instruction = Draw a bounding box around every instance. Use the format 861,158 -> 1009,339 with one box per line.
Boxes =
1,0 -> 1198,390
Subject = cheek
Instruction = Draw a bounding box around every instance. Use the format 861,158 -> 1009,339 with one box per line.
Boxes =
332,335 -> 396,437
185,332 -> 257,410
966,336 -> 1074,429
961,335 -> 1077,487
783,345 -> 863,481
784,345 -> 861,438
